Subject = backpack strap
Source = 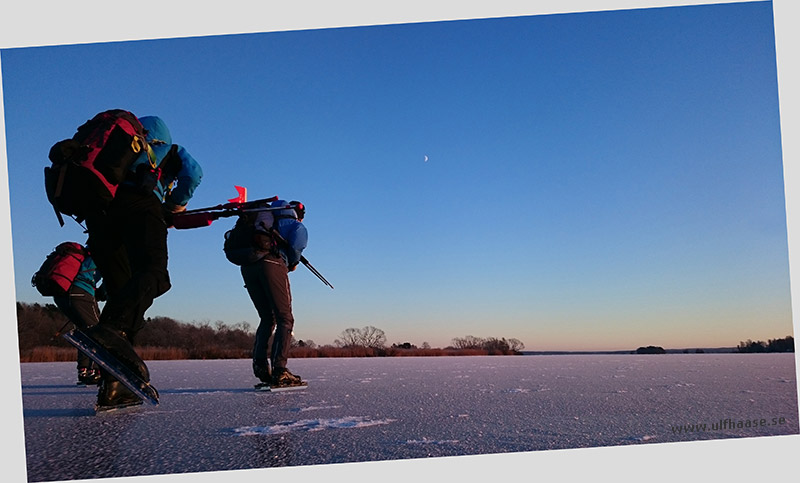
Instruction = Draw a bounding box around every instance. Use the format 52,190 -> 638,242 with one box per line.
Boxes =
51,164 -> 68,226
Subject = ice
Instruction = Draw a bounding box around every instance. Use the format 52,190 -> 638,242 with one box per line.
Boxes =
406,437 -> 460,445
231,416 -> 397,436
19,354 -> 799,482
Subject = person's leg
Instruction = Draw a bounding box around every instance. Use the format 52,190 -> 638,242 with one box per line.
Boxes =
68,287 -> 100,330
52,294 -> 89,374
260,256 -> 294,371
241,262 -> 277,382
85,213 -> 130,299
89,189 -> 168,406
98,188 -> 170,338
66,287 -> 102,383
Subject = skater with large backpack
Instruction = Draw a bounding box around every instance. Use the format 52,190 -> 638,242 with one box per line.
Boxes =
46,111 -> 203,411
225,199 -> 308,389
32,242 -> 105,385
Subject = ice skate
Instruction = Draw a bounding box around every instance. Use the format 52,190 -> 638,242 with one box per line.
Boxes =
252,360 -> 271,384
95,379 -> 143,413
254,367 -> 308,392
77,368 -> 102,386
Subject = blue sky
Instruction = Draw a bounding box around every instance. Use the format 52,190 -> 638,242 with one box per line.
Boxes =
1,1 -> 792,351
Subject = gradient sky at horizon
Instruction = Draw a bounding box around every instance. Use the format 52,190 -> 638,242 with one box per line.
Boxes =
1,1 -> 792,351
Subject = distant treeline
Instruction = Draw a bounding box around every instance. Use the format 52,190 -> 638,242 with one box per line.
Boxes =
634,337 -> 795,355
736,336 -> 794,353
15,302 -> 524,362
16,302 -> 254,361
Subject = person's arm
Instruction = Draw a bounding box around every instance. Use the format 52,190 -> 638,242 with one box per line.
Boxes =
164,146 -> 203,211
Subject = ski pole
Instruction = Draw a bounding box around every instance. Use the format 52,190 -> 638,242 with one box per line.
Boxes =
172,205 -> 302,230
268,227 -> 334,289
180,195 -> 279,215
299,255 -> 334,289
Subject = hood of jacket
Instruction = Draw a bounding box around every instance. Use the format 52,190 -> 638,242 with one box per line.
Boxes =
139,116 -> 173,162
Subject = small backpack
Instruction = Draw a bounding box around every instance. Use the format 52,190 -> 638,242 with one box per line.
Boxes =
223,211 -> 277,266
31,242 -> 87,296
45,110 -> 149,226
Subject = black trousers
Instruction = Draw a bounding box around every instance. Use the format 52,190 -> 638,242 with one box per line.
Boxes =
53,286 -> 99,370
84,186 -> 171,382
241,254 -> 295,370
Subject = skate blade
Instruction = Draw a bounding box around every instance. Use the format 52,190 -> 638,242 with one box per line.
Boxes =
255,382 -> 308,392
94,400 -> 144,414
62,329 -> 159,405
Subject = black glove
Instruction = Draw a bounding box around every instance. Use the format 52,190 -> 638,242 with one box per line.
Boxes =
161,204 -> 175,228
161,202 -> 185,228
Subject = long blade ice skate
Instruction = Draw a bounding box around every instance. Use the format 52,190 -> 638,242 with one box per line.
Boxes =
62,329 -> 159,405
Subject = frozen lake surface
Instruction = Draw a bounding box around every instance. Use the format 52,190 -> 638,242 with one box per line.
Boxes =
20,354 -> 799,482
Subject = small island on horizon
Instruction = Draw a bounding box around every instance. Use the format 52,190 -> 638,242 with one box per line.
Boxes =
523,336 -> 795,355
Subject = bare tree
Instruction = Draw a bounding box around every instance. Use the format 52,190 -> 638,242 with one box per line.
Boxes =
483,337 -> 510,352
451,335 -> 485,350
359,326 -> 386,348
335,327 -> 361,348
335,326 -> 387,348
508,338 -> 525,352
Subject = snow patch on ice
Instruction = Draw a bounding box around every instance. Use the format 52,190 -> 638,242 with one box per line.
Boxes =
230,416 -> 396,436
298,405 -> 343,412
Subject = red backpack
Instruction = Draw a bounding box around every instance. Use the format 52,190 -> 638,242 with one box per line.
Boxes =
45,110 -> 149,226
31,242 -> 87,297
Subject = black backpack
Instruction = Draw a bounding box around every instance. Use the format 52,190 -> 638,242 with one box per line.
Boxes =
45,110 -> 148,226
223,212 -> 277,266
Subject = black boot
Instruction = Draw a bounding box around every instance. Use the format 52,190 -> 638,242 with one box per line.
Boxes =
253,359 -> 271,383
96,378 -> 143,411
85,325 -> 150,382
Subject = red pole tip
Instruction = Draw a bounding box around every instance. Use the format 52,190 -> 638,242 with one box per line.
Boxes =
228,185 -> 247,204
